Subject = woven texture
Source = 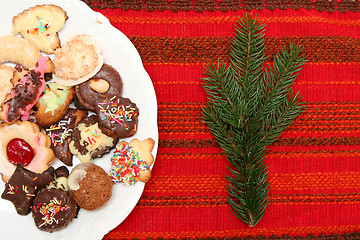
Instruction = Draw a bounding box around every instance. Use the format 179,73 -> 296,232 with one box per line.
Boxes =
82,1 -> 360,239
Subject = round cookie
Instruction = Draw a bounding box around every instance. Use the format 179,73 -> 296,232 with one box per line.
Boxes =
68,115 -> 117,163
32,188 -> 77,232
68,163 -> 113,210
0,121 -> 55,182
95,96 -> 139,138
53,34 -> 103,86
35,82 -> 75,127
75,64 -> 123,111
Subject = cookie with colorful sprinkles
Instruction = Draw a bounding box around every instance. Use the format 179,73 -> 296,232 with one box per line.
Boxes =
69,115 -> 117,163
46,108 -> 87,166
109,138 -> 155,185
95,96 -> 139,139
1,165 -> 54,215
32,188 -> 77,232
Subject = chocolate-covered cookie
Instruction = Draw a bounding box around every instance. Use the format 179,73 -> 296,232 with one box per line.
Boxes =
95,96 -> 139,138
75,64 -> 123,111
32,188 -> 77,232
1,165 -> 54,215
69,115 -> 117,163
46,108 -> 87,166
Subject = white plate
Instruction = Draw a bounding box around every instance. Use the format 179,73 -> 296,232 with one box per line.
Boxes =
0,0 -> 158,239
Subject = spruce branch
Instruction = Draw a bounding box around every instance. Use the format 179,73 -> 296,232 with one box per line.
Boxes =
201,14 -> 306,227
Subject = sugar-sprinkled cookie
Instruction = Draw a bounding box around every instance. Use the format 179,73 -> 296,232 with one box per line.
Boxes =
109,138 -> 155,185
1,165 -> 54,215
69,115 -> 117,163
46,108 -> 87,166
95,96 -> 139,139
11,4 -> 68,54
32,188 -> 77,232
75,63 -> 123,111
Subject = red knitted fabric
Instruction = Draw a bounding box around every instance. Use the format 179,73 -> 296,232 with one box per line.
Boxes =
82,1 -> 360,239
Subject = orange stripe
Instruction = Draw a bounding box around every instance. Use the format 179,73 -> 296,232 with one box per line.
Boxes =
107,15 -> 360,27
105,225 -> 360,239
138,193 -> 360,208
145,172 -> 360,193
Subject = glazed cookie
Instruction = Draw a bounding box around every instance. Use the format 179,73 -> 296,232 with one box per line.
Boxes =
46,108 -> 87,166
35,82 -> 75,127
109,138 -> 155,185
75,64 -> 123,111
69,115 -> 117,163
47,166 -> 70,191
0,121 -> 55,182
32,188 -> 77,232
95,96 -> 139,138
0,65 -> 15,119
68,163 -> 113,210
1,165 -> 54,215
0,35 -> 42,68
3,56 -> 54,122
53,34 -> 103,86
12,4 -> 68,54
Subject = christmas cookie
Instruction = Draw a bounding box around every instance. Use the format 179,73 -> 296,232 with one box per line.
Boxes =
0,120 -> 55,182
109,138 -> 155,185
0,65 -> 15,119
0,35 -> 42,68
69,115 -> 117,163
11,4 -> 68,54
1,165 -> 54,215
32,188 -> 77,232
68,163 -> 113,210
46,108 -> 87,166
95,96 -> 139,138
53,34 -> 103,86
3,56 -> 54,122
35,82 -> 75,127
47,166 -> 70,191
75,64 -> 123,111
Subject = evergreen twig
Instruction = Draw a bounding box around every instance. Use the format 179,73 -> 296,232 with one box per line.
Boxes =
201,14 -> 306,227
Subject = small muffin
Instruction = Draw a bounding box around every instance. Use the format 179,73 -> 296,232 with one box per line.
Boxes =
32,188 -> 77,232
68,163 -> 113,210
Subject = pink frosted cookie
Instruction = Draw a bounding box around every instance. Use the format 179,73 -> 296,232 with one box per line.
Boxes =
4,56 -> 53,122
109,138 -> 155,185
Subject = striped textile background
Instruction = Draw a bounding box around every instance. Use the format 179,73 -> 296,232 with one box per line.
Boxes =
83,0 -> 360,239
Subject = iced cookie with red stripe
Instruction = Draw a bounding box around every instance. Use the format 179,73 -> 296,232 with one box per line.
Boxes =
69,115 -> 117,163
109,138 -> 155,185
95,96 -> 139,139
